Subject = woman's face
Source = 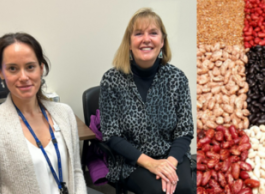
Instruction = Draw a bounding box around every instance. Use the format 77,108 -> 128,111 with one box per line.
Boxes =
130,20 -> 164,68
0,42 -> 43,102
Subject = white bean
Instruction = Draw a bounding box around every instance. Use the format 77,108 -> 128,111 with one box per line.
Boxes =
258,145 -> 265,152
244,129 -> 251,136
252,143 -> 259,150
253,188 -> 258,194
260,133 -> 265,143
259,186 -> 265,194
261,162 -> 265,170
256,131 -> 262,140
249,151 -> 256,158
246,158 -> 255,169
260,169 -> 265,179
250,130 -> 256,138
256,155 -> 261,165
260,125 -> 265,132
251,126 -> 260,134
250,137 -> 260,144
258,151 -> 265,158
254,165 -> 260,179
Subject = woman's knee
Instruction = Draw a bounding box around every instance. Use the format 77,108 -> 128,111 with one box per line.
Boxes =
142,186 -> 164,194
174,182 -> 192,194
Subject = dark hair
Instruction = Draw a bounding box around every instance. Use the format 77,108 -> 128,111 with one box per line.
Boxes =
0,32 -> 50,101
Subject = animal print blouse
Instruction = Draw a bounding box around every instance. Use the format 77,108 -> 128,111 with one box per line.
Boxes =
99,63 -> 194,182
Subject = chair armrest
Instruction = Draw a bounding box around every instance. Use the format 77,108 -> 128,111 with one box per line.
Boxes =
93,140 -> 116,164
190,154 -> 197,171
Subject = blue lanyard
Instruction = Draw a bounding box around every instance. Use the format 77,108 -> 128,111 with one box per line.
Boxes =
15,105 -> 63,190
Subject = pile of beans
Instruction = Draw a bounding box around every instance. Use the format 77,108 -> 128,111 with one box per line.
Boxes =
243,125 -> 265,193
244,0 -> 265,48
197,43 -> 250,130
245,45 -> 265,126
197,125 -> 260,194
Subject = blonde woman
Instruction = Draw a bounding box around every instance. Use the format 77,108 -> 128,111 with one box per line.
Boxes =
99,8 -> 194,194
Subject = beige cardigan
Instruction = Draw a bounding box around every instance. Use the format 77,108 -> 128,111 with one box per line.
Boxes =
0,95 -> 87,194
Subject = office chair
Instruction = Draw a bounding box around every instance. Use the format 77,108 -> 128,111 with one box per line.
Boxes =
0,79 -> 9,99
82,86 -> 128,194
82,86 -> 197,194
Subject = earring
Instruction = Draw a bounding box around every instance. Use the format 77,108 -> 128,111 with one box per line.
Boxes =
1,79 -> 5,88
129,52 -> 133,61
158,50 -> 163,59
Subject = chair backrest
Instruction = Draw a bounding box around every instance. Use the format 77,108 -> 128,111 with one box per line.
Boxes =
82,86 -> 100,126
0,80 -> 9,99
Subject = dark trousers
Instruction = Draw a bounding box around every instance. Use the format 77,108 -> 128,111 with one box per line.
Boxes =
124,156 -> 192,194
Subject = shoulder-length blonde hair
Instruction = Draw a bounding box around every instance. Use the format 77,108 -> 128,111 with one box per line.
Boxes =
112,8 -> 172,74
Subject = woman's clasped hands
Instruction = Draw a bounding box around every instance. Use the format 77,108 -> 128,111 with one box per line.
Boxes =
154,159 -> 179,194
138,154 -> 178,194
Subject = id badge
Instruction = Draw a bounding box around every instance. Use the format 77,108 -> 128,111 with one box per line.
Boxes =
60,182 -> 69,194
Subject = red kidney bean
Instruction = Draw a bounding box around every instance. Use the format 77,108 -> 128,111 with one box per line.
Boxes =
215,131 -> 224,142
205,128 -> 215,139
229,125 -> 238,139
238,188 -> 253,194
244,179 -> 260,188
231,163 -> 240,179
240,162 -> 252,171
197,171 -> 203,186
218,171 -> 227,187
233,179 -> 243,194
211,169 -> 218,181
241,150 -> 249,161
201,171 -> 211,186
220,149 -> 230,161
240,171 -> 250,180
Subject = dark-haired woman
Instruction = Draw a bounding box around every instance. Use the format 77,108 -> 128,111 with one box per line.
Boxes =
0,33 -> 87,194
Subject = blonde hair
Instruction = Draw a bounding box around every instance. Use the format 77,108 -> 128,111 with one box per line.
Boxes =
112,8 -> 172,74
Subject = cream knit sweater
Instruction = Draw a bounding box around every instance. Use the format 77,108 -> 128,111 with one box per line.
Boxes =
0,95 -> 87,194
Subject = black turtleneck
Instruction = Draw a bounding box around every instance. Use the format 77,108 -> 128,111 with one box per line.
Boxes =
131,58 -> 161,102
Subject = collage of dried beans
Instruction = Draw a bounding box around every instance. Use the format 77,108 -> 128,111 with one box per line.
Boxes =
196,0 -> 265,193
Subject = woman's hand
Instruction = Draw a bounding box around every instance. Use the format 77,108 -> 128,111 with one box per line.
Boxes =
156,158 -> 179,194
159,177 -> 177,194
137,154 -> 178,184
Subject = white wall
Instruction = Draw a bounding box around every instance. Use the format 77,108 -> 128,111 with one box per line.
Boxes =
0,0 -> 197,154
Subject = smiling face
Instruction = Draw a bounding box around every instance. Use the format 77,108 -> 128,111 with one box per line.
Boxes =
130,19 -> 164,69
0,42 -> 43,103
